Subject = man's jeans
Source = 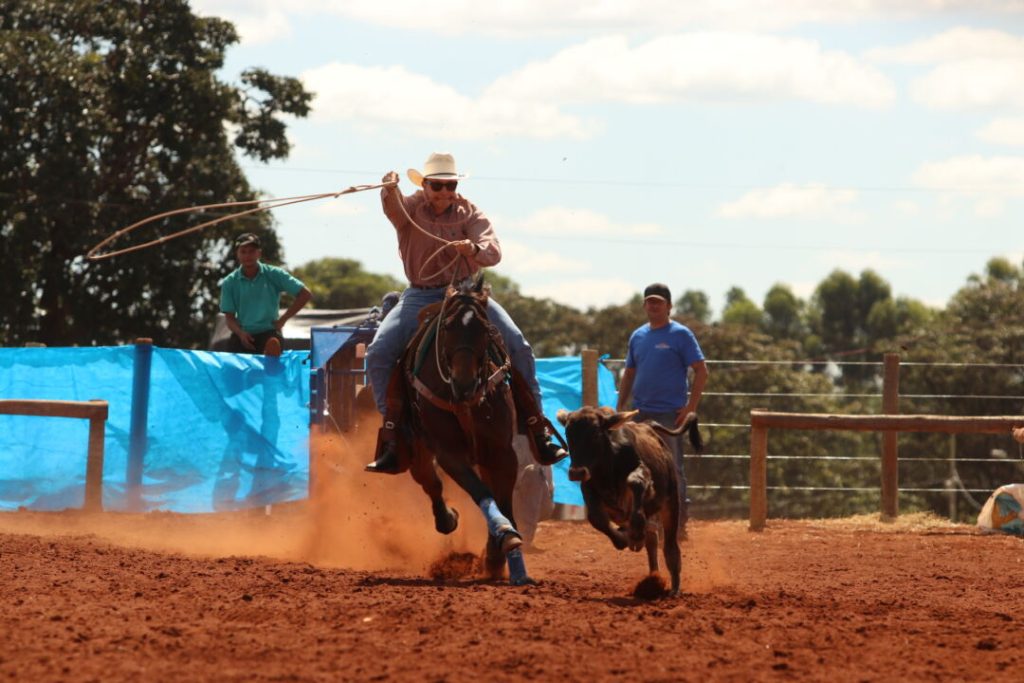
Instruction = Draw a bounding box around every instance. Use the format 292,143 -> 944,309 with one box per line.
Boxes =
636,410 -> 689,524
365,286 -> 542,414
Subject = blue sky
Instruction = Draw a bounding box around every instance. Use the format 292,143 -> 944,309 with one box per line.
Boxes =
193,1 -> 1024,314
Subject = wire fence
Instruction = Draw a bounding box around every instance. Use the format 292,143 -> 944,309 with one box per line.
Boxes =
600,356 -> 1024,521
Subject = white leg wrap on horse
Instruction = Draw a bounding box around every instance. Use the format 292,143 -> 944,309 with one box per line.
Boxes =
479,496 -> 514,538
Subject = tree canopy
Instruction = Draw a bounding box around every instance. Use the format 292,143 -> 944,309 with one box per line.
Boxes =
0,0 -> 311,347
293,258 -> 404,311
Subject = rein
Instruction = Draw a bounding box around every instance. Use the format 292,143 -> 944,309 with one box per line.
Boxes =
408,296 -> 511,415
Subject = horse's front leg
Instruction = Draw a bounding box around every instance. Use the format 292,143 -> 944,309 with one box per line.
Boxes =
437,453 -> 533,585
409,443 -> 458,534
479,450 -> 534,586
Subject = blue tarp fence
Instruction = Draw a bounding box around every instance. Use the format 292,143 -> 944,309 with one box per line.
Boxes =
0,345 -> 616,512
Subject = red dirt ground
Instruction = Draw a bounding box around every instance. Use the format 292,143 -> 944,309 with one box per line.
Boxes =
2,431 -> 1022,681
3,506 -> 1023,682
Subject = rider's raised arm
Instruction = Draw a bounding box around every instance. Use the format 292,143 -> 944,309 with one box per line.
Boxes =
464,202 -> 501,267
380,171 -> 411,230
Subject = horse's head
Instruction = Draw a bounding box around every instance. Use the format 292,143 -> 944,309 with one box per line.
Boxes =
438,278 -> 492,402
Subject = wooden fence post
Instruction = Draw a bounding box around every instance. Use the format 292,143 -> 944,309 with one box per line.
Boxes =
881,353 -> 900,521
84,399 -> 107,512
749,417 -> 768,532
0,399 -> 108,512
581,349 -> 599,407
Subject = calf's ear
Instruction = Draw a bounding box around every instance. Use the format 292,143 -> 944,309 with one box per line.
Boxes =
556,409 -> 570,426
606,410 -> 638,430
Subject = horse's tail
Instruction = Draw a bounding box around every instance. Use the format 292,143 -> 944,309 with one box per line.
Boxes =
649,413 -> 703,455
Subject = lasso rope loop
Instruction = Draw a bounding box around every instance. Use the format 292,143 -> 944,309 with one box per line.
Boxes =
85,182 -> 391,261
85,177 -> 481,295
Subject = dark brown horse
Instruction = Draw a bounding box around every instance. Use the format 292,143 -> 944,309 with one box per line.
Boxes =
400,277 -> 533,584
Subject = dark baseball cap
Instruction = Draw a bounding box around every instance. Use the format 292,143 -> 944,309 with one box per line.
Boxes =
234,233 -> 261,249
643,283 -> 671,303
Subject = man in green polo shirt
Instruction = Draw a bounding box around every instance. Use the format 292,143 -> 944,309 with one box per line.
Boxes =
219,233 -> 312,355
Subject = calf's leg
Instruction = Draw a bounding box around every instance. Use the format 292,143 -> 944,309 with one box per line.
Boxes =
583,487 -> 629,550
661,486 -> 682,596
625,465 -> 653,552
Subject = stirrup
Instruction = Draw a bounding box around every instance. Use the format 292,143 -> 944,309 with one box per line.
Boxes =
533,430 -> 568,465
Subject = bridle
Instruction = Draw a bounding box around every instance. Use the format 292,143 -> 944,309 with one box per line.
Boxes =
413,290 -> 510,412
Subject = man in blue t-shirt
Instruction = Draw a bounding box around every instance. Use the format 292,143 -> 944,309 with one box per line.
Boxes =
219,233 -> 312,355
616,283 -> 709,539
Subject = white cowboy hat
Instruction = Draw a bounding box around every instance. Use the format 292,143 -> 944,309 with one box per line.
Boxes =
407,152 -> 467,187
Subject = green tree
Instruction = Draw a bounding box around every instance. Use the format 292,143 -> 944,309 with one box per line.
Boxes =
810,270 -> 860,352
0,0 -> 311,347
675,289 -> 711,324
762,283 -> 805,340
721,286 -> 762,327
293,258 -> 404,310
887,268 -> 1024,521
808,269 -> 898,383
865,296 -> 935,344
985,256 -> 1019,284
582,296 -> 645,359
483,271 -> 589,357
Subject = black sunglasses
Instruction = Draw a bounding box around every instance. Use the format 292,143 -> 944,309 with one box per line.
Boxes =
427,180 -> 458,192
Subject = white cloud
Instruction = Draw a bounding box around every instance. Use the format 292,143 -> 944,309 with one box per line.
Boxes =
487,34 -> 895,109
191,0 -> 293,44
867,27 -> 1024,64
299,30 -> 893,142
912,154 -> 1024,216
497,240 -> 589,275
300,63 -> 598,140
976,117 -> 1024,146
522,277 -> 638,309
717,183 -> 859,219
911,60 -> 1024,110
507,207 -> 664,237
869,28 -> 1024,111
195,1 -> 1024,40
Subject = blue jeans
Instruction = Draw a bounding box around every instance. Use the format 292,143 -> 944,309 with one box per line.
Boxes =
636,410 -> 689,523
365,286 -> 542,414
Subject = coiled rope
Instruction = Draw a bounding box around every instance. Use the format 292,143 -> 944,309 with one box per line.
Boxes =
85,177 -> 478,289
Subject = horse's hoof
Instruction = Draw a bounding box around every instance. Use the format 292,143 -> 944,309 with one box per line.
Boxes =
435,507 -> 459,535
510,575 -> 537,586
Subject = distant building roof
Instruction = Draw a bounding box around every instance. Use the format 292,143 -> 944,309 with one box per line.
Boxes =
209,308 -> 373,351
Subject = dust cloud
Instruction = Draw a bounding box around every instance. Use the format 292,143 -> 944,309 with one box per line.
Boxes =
0,427 -> 488,577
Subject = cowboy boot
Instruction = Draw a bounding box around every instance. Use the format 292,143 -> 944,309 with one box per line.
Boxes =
508,368 -> 569,465
527,415 -> 568,465
365,420 -> 403,474
365,371 -> 409,474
